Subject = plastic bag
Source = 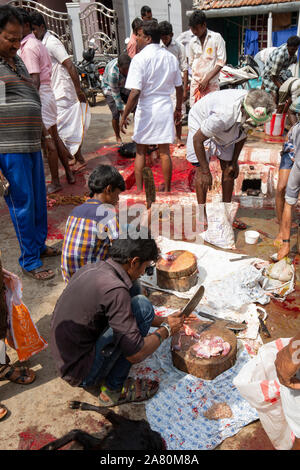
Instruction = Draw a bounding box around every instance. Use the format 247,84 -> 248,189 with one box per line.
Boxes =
3,269 -> 48,362
201,200 -> 239,250
233,338 -> 294,449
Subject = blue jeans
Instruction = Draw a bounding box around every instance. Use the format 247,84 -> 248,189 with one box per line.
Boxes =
81,292 -> 154,391
0,151 -> 47,271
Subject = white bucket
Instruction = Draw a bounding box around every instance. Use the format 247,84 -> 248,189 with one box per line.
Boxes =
264,113 -> 286,136
245,230 -> 260,244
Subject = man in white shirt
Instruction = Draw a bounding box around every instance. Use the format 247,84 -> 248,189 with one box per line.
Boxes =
31,12 -> 89,173
159,21 -> 188,146
187,89 -> 275,210
189,10 -> 226,106
120,21 -> 183,192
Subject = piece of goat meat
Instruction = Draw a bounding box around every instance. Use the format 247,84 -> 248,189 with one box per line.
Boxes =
39,401 -> 165,451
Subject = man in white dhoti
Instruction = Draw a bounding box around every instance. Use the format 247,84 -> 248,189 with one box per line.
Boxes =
120,21 -> 183,192
31,12 -> 90,173
17,8 -> 74,194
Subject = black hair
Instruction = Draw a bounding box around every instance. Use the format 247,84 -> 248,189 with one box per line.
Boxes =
131,17 -> 143,34
141,5 -> 152,17
30,11 -> 47,29
15,7 -> 32,28
158,21 -> 173,37
108,233 -> 159,264
88,165 -> 125,197
118,52 -> 131,69
287,35 -> 300,48
189,10 -> 206,28
141,20 -> 160,44
0,5 -> 23,32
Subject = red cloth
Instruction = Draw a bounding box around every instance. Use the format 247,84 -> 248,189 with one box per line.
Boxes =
127,33 -> 138,58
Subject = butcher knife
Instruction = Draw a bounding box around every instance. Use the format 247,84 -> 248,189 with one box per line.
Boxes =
197,310 -> 247,331
180,285 -> 205,318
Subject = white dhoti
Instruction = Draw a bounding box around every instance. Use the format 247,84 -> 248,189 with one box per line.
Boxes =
56,100 -> 91,156
133,96 -> 174,145
39,83 -> 57,130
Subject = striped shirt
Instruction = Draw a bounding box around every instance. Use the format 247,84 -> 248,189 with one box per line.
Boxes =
61,199 -> 119,283
101,58 -> 126,111
262,43 -> 296,93
0,55 -> 42,154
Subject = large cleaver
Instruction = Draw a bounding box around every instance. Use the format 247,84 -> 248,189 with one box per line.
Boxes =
180,285 -> 205,318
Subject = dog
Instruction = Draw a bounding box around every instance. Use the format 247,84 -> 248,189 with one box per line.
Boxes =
40,401 -> 165,451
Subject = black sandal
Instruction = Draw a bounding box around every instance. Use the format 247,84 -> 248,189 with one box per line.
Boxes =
98,377 -> 159,407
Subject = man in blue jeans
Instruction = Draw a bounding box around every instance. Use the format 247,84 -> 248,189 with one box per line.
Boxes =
51,235 -> 196,406
0,5 -> 57,281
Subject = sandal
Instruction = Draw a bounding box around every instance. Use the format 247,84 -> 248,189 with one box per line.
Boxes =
72,161 -> 87,173
232,218 -> 247,230
21,266 -> 55,281
0,364 -> 36,385
98,377 -> 159,407
40,245 -> 61,258
0,404 -> 8,421
47,183 -> 62,195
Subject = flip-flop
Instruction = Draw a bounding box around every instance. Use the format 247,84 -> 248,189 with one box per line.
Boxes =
21,266 -> 55,281
47,183 -> 62,195
72,162 -> 87,173
40,245 -> 61,258
232,219 -> 247,230
0,365 -> 36,385
0,404 -> 8,421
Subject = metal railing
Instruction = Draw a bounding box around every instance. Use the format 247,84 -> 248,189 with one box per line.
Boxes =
8,0 -> 73,55
79,2 -> 119,56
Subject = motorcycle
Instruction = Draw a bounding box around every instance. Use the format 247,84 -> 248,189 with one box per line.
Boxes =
75,39 -> 111,107
219,55 -> 259,90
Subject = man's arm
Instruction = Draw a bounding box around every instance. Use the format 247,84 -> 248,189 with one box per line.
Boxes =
62,57 -> 86,103
193,128 -> 212,193
277,202 -> 293,260
224,137 -> 247,180
30,72 -> 40,90
198,65 -> 223,92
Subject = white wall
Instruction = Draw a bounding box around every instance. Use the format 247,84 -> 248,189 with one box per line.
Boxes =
126,0 -> 183,38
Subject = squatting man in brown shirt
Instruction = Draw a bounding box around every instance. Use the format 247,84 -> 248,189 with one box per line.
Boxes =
51,234 -> 197,406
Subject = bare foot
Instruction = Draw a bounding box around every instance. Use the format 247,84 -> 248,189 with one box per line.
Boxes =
274,234 -> 283,247
277,243 -> 290,260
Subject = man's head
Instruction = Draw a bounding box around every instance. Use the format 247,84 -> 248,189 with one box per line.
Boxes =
88,164 -> 125,206
30,12 -> 47,41
118,53 -> 131,77
108,233 -> 159,281
141,5 -> 152,21
243,89 -> 275,127
0,5 -> 23,60
287,35 -> 300,58
15,7 -> 31,38
131,17 -> 143,36
189,10 -> 207,40
136,20 -> 160,51
158,21 -> 173,47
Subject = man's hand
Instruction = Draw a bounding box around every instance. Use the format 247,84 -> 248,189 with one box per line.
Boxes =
77,90 -> 87,103
275,339 -> 300,390
165,311 -> 184,335
198,77 -> 209,92
120,114 -> 131,134
174,109 -> 182,126
224,162 -> 239,181
196,167 -> 212,193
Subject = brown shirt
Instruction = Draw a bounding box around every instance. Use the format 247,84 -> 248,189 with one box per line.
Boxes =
50,259 -> 144,386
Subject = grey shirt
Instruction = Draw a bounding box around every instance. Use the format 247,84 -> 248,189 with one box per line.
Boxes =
51,259 -> 144,386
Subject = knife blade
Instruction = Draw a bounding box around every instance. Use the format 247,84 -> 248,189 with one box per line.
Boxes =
197,310 -> 247,331
180,285 -> 205,318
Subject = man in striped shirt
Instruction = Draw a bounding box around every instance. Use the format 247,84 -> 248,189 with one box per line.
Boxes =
0,5 -> 56,281
102,54 -> 131,144
61,165 -> 125,283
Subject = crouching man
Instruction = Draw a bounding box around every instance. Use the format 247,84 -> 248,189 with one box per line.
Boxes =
51,234 -> 195,406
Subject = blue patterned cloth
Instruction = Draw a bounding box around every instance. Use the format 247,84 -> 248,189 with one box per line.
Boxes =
131,332 -> 258,450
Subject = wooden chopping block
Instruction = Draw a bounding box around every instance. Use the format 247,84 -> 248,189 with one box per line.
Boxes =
171,320 -> 237,380
156,250 -> 198,292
